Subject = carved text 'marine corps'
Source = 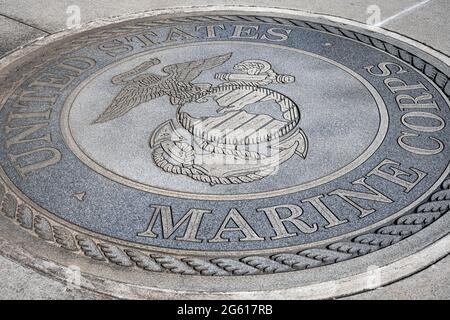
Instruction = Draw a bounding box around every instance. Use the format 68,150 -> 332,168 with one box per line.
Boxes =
138,158 -> 426,243
365,61 -> 446,156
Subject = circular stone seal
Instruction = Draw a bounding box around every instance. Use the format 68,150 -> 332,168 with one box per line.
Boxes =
0,7 -> 449,299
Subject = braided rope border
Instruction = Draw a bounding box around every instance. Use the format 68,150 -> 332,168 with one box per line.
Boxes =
0,15 -> 449,276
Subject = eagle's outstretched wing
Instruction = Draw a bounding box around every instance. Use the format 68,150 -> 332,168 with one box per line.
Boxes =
93,84 -> 164,124
93,53 -> 232,124
162,52 -> 232,82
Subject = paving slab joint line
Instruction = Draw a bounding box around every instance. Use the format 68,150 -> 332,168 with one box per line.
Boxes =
2,5 -> 449,63
375,0 -> 433,26
0,13 -> 51,35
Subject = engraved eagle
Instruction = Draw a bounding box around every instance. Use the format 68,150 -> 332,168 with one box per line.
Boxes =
93,52 -> 233,124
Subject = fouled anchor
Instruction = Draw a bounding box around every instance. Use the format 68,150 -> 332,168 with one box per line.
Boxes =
150,58 -> 308,185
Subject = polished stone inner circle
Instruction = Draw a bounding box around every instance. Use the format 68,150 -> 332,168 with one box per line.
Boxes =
63,41 -> 385,199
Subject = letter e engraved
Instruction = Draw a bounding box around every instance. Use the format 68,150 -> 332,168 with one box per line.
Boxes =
367,159 -> 426,192
231,25 -> 259,39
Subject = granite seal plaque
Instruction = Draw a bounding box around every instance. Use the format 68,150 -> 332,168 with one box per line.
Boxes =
0,7 -> 449,298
